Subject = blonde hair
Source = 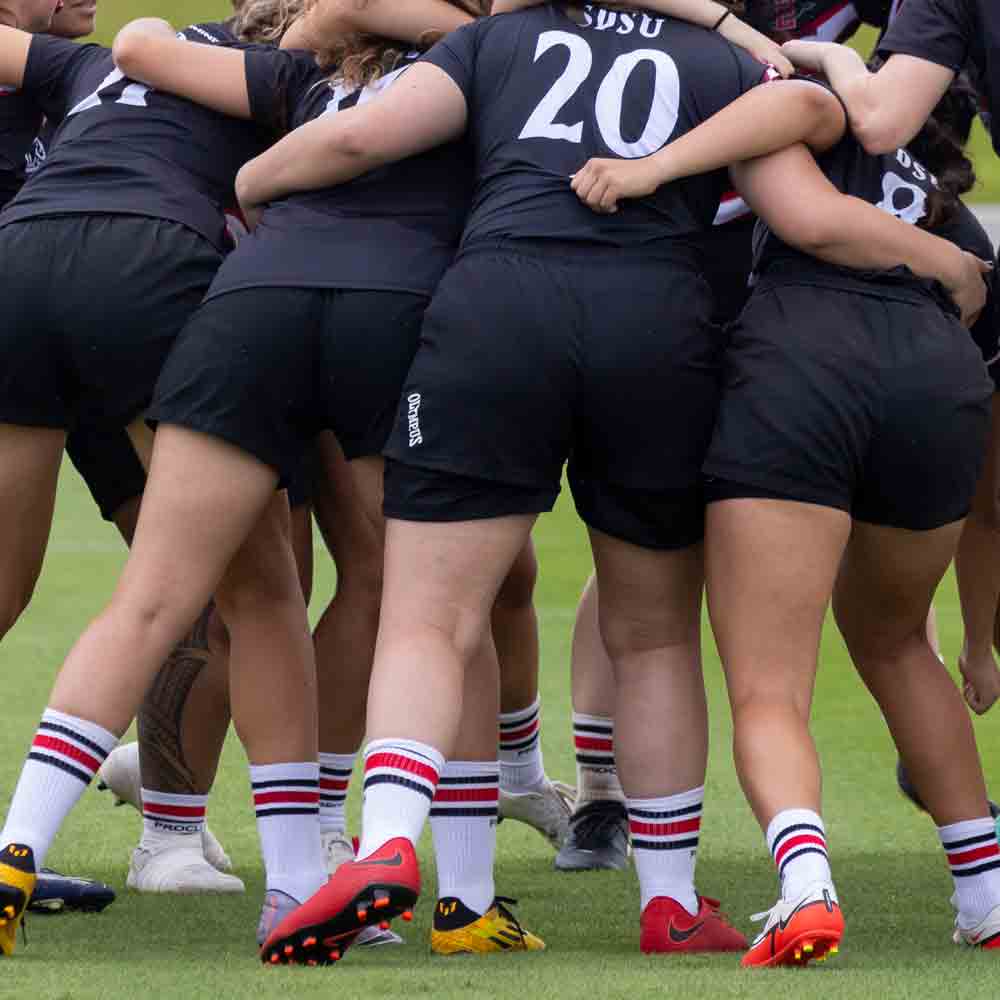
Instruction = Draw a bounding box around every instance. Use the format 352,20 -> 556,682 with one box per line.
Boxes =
230,0 -> 306,44
319,0 -> 487,87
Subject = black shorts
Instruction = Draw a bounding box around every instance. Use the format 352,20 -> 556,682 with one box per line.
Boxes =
0,215 -> 221,430
382,242 -> 722,549
149,286 -> 427,484
699,216 -> 754,327
65,427 -> 146,522
704,278 -> 993,530
969,253 -> 1000,389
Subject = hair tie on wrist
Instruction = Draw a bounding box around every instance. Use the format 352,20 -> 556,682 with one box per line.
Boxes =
713,9 -> 731,30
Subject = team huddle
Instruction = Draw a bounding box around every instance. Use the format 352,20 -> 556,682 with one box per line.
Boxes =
0,0 -> 999,973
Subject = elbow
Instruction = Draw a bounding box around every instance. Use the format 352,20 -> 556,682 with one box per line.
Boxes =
851,113 -> 904,156
332,117 -> 377,167
111,34 -> 144,77
778,214 -> 840,257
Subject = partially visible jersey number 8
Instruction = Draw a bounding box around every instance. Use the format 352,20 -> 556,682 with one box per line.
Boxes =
519,31 -> 679,158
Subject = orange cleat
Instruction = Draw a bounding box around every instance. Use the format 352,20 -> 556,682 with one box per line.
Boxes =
259,837 -> 420,967
640,895 -> 747,954
742,883 -> 844,968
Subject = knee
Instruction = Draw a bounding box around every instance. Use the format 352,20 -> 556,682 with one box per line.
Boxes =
598,604 -> 698,665
493,545 -> 538,614
215,555 -> 304,626
844,622 -> 928,677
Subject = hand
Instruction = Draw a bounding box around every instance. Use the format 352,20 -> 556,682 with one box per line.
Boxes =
242,203 -> 263,232
781,40 -> 838,73
960,647 -> 1000,715
717,18 -> 794,78
571,157 -> 663,214
945,252 -> 992,328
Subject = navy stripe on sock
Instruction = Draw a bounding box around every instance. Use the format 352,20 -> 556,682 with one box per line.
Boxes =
575,754 -> 615,766
628,803 -> 701,821
363,773 -> 434,800
255,807 -> 320,818
771,823 -> 825,854
500,735 -> 538,752
27,751 -> 92,784
320,767 -> 353,777
952,859 -> 1000,877
37,721 -> 109,759
437,774 -> 499,785
499,714 -> 538,731
251,778 -> 318,790
778,846 -> 828,878
429,806 -> 499,818
573,723 -> 613,735
631,836 -> 700,851
942,832 -> 997,851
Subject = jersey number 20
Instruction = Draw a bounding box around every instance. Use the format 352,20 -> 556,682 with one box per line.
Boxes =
519,30 -> 679,158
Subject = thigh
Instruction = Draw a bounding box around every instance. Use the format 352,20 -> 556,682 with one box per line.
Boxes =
706,497 -> 851,711
149,287 -> 322,484
65,425 -> 147,523
834,518 -> 965,662
322,290 -> 428,460
705,285 -> 880,512
857,301 -> 993,530
57,217 -> 222,429
383,251 -> 575,492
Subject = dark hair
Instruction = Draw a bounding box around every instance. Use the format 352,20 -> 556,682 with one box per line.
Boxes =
869,56 -> 978,229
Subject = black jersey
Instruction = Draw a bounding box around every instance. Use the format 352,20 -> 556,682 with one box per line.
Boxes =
206,48 -> 471,297
754,131 -> 994,302
878,0 -> 996,149
0,86 -> 43,206
744,1 -> 863,43
1,24 -> 271,251
422,4 -> 774,249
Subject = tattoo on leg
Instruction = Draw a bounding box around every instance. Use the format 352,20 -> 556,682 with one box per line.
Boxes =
137,604 -> 220,795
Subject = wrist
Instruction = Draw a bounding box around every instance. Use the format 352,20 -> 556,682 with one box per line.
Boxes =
940,245 -> 968,292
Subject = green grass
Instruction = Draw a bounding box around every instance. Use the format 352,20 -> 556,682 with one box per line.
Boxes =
3,466 -> 1000,999
1,4 -> 998,997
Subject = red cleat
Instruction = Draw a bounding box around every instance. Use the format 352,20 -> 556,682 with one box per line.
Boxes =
640,895 -> 748,954
259,837 -> 420,966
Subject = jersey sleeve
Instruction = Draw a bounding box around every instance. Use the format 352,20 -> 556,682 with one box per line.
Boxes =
877,0 -> 972,73
244,48 -> 322,134
23,37 -> 105,121
419,20 -> 480,102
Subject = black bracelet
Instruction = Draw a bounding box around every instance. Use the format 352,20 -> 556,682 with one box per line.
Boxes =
713,9 -> 731,30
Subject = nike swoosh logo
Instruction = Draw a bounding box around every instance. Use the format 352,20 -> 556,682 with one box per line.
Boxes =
778,892 -> 837,932
360,852 -> 403,868
668,919 -> 705,943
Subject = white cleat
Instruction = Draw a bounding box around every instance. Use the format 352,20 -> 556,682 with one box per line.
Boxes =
97,742 -> 234,873
127,843 -> 245,894
953,901 -> 1000,948
319,829 -> 404,946
499,778 -> 575,849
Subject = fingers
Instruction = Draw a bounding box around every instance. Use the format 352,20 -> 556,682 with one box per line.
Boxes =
570,160 -> 619,214
781,40 -> 826,71
977,257 -> 995,274
761,47 -> 794,79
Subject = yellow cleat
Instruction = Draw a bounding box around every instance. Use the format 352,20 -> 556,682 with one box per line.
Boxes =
0,844 -> 37,958
431,896 -> 545,955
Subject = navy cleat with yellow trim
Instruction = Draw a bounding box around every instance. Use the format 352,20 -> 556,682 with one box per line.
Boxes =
0,843 -> 37,956
29,868 -> 115,913
431,896 -> 545,955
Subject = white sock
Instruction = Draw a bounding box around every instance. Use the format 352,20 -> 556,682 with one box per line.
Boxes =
357,738 -> 443,859
250,761 -> 325,903
140,789 -> 207,849
498,696 -> 545,791
1,708 -> 117,867
319,752 -> 355,835
573,712 -> 623,806
766,808 -> 833,901
940,816 -> 1000,924
628,786 -> 702,913
431,760 -> 498,915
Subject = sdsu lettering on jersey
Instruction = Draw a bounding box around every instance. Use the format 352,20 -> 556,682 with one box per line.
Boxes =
207,48 -> 471,298
422,4 -> 773,249
2,24 -> 270,251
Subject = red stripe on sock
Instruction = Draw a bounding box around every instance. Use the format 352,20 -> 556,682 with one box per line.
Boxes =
774,833 -> 826,868
499,720 -> 539,743
253,790 -> 320,806
32,734 -> 101,774
949,843 -> 1000,867
365,751 -> 439,785
320,778 -> 350,791
433,787 -> 499,803
142,802 -> 206,818
629,817 -> 701,837
574,736 -> 613,752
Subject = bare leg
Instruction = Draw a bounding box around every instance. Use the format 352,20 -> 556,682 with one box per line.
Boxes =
494,540 -> 540,715
955,395 -> 1000,713
0,425 -> 64,636
835,520 -> 990,825
571,574 -> 617,717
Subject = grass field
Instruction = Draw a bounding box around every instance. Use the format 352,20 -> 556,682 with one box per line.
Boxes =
2,2 -> 1000,997
3,469 -> 1000,999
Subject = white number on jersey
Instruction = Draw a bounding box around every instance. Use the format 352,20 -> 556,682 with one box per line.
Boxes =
518,30 -> 680,157
68,68 -> 151,117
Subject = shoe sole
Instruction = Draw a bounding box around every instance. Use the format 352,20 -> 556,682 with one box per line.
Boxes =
0,883 -> 29,956
28,896 -> 114,914
260,881 -> 417,967
743,925 -> 843,968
